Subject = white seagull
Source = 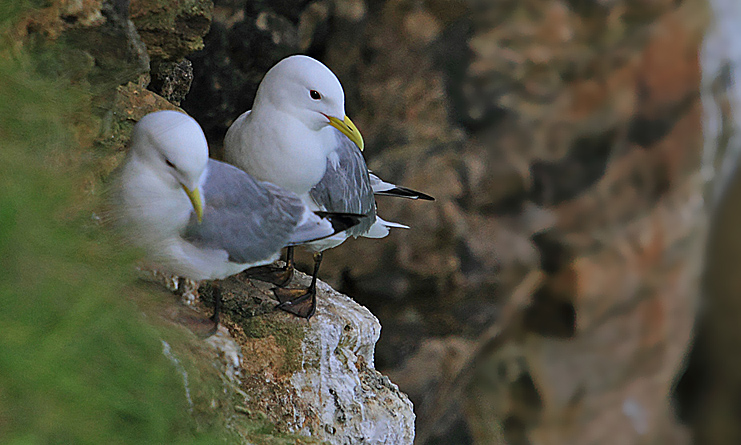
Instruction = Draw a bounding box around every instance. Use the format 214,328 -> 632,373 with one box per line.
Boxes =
224,55 -> 433,318
110,110 -> 362,327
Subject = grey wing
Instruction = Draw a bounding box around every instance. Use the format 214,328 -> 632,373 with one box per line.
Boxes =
257,180 -> 348,245
183,160 -> 305,265
309,130 -> 376,237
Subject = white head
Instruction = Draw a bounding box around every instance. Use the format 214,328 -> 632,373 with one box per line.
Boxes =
253,55 -> 364,150
129,110 -> 207,221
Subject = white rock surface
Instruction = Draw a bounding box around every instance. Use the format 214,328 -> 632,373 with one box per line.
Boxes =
702,0 -> 741,205
288,280 -> 415,444
203,271 -> 415,444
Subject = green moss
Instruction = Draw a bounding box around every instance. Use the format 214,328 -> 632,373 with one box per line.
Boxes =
240,316 -> 307,374
0,2 -> 318,442
0,2 -> 219,443
130,0 -> 212,61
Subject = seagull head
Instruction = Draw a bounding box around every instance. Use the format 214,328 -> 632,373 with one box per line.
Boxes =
255,55 -> 365,151
130,110 -> 207,222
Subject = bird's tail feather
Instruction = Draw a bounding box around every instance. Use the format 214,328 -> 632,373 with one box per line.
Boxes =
369,172 -> 435,201
374,186 -> 435,201
362,216 -> 409,239
286,210 -> 364,246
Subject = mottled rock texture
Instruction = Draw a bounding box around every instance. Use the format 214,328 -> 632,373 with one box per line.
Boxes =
184,0 -> 712,443
200,274 -> 415,444
673,2 -> 741,444
129,0 -> 212,62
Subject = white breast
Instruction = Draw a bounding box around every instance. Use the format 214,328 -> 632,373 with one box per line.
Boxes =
224,109 -> 335,195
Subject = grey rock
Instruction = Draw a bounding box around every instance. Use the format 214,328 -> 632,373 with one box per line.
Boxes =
149,58 -> 194,105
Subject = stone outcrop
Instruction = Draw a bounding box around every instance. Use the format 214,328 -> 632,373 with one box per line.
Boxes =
199,274 -> 414,444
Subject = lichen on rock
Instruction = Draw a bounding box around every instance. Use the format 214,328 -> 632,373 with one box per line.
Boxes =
129,0 -> 213,62
199,272 -> 416,444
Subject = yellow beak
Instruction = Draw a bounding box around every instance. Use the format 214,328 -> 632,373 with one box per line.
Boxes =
182,185 -> 204,223
327,115 -> 364,151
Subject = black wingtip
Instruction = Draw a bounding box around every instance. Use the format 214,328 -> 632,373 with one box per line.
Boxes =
377,187 -> 435,201
315,211 -> 366,234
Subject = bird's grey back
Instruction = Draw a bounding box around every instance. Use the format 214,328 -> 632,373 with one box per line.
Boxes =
309,130 -> 376,237
183,159 -> 306,264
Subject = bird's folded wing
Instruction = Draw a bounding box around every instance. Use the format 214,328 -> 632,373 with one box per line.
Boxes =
309,131 -> 376,237
183,160 -> 305,265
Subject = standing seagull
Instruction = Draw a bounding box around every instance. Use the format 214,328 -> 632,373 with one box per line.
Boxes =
224,55 -> 433,319
110,110 -> 362,328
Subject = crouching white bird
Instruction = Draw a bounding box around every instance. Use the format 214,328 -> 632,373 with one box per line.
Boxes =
224,55 -> 433,319
110,110 -> 363,329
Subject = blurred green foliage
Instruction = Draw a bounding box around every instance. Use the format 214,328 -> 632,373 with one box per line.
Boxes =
0,3 -> 325,443
0,2 -> 221,443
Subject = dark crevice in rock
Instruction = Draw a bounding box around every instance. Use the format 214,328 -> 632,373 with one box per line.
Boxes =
182,23 -> 254,151
434,18 -> 507,132
476,183 -> 528,216
148,58 -> 193,105
563,0 -> 610,18
247,0 -> 313,23
529,129 -> 616,206
182,1 -> 312,148
524,286 -> 577,338
671,327 -> 705,425
527,229 -> 577,338
531,230 -> 572,274
174,14 -> 212,42
628,92 -> 698,147
455,238 -> 484,276
373,317 -> 427,371
61,14 -> 79,25
511,372 -> 543,421
503,415 -> 531,445
457,160 -> 528,216
112,0 -> 130,17
424,416 -> 474,445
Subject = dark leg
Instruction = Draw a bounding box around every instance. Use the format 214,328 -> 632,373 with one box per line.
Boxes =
208,283 -> 222,335
274,252 -> 323,319
240,247 -> 295,287
282,246 -> 295,284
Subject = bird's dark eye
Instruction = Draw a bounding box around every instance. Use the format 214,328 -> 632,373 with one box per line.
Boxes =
309,89 -> 321,100
165,159 -> 175,169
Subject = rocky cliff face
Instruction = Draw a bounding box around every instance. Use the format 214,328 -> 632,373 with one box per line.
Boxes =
182,0 -> 712,443
349,1 -> 708,442
11,0 -> 736,443
677,1 -> 741,444
185,0 -> 708,444
8,0 -> 414,443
